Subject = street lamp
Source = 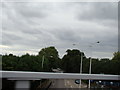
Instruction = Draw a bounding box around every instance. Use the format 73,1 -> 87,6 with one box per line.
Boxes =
41,53 -> 53,69
80,55 -> 82,87
88,41 -> 100,88
42,50 -> 46,69
41,50 -> 45,69
79,52 -> 85,88
73,43 -> 83,88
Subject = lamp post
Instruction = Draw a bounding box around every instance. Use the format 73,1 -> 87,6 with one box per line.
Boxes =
73,43 -> 83,88
88,57 -> 92,88
42,52 -> 53,69
42,50 -> 46,69
88,41 -> 100,88
42,55 -> 44,69
79,52 -> 83,88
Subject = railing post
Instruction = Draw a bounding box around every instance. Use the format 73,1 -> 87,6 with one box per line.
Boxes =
15,80 -> 30,90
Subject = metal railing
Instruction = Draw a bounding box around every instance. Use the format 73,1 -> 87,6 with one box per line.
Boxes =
0,70 -> 120,90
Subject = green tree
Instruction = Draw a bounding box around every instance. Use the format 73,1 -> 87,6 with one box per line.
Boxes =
16,53 -> 42,72
2,54 -> 19,70
61,49 -> 86,73
38,46 -> 61,71
111,51 -> 120,74
82,58 -> 90,73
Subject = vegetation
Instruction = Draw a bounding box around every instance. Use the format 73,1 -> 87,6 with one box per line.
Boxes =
2,46 -> 61,72
2,46 -> 120,75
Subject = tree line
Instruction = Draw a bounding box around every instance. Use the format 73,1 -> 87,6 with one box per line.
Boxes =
2,46 -> 120,75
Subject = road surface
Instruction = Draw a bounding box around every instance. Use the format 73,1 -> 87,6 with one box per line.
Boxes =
49,79 -> 87,89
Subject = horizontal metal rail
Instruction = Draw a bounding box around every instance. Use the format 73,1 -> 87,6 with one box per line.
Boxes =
0,71 -> 120,80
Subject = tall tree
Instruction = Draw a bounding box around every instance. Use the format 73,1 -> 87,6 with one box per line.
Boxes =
38,46 -> 61,71
61,49 -> 86,73
111,51 -> 120,74
16,53 -> 42,72
2,54 -> 19,70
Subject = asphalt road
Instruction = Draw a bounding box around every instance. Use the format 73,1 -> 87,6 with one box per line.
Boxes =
49,79 -> 87,89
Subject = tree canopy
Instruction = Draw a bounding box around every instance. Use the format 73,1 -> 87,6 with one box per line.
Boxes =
61,49 -> 86,73
2,47 -> 120,75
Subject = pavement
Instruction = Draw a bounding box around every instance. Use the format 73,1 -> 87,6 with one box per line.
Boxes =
49,79 -> 87,89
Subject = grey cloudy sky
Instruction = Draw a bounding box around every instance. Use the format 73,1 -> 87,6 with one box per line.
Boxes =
1,1 -> 118,59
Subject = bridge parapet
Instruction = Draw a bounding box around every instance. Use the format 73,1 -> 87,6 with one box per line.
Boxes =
1,71 -> 120,90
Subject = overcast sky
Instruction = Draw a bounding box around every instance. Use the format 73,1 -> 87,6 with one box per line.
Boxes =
1,1 -> 118,59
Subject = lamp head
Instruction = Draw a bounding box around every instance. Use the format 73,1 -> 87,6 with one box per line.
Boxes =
97,41 -> 100,43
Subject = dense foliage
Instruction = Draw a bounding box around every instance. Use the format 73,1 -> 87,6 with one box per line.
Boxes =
62,50 -> 120,75
2,46 -> 61,72
2,47 -> 120,75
